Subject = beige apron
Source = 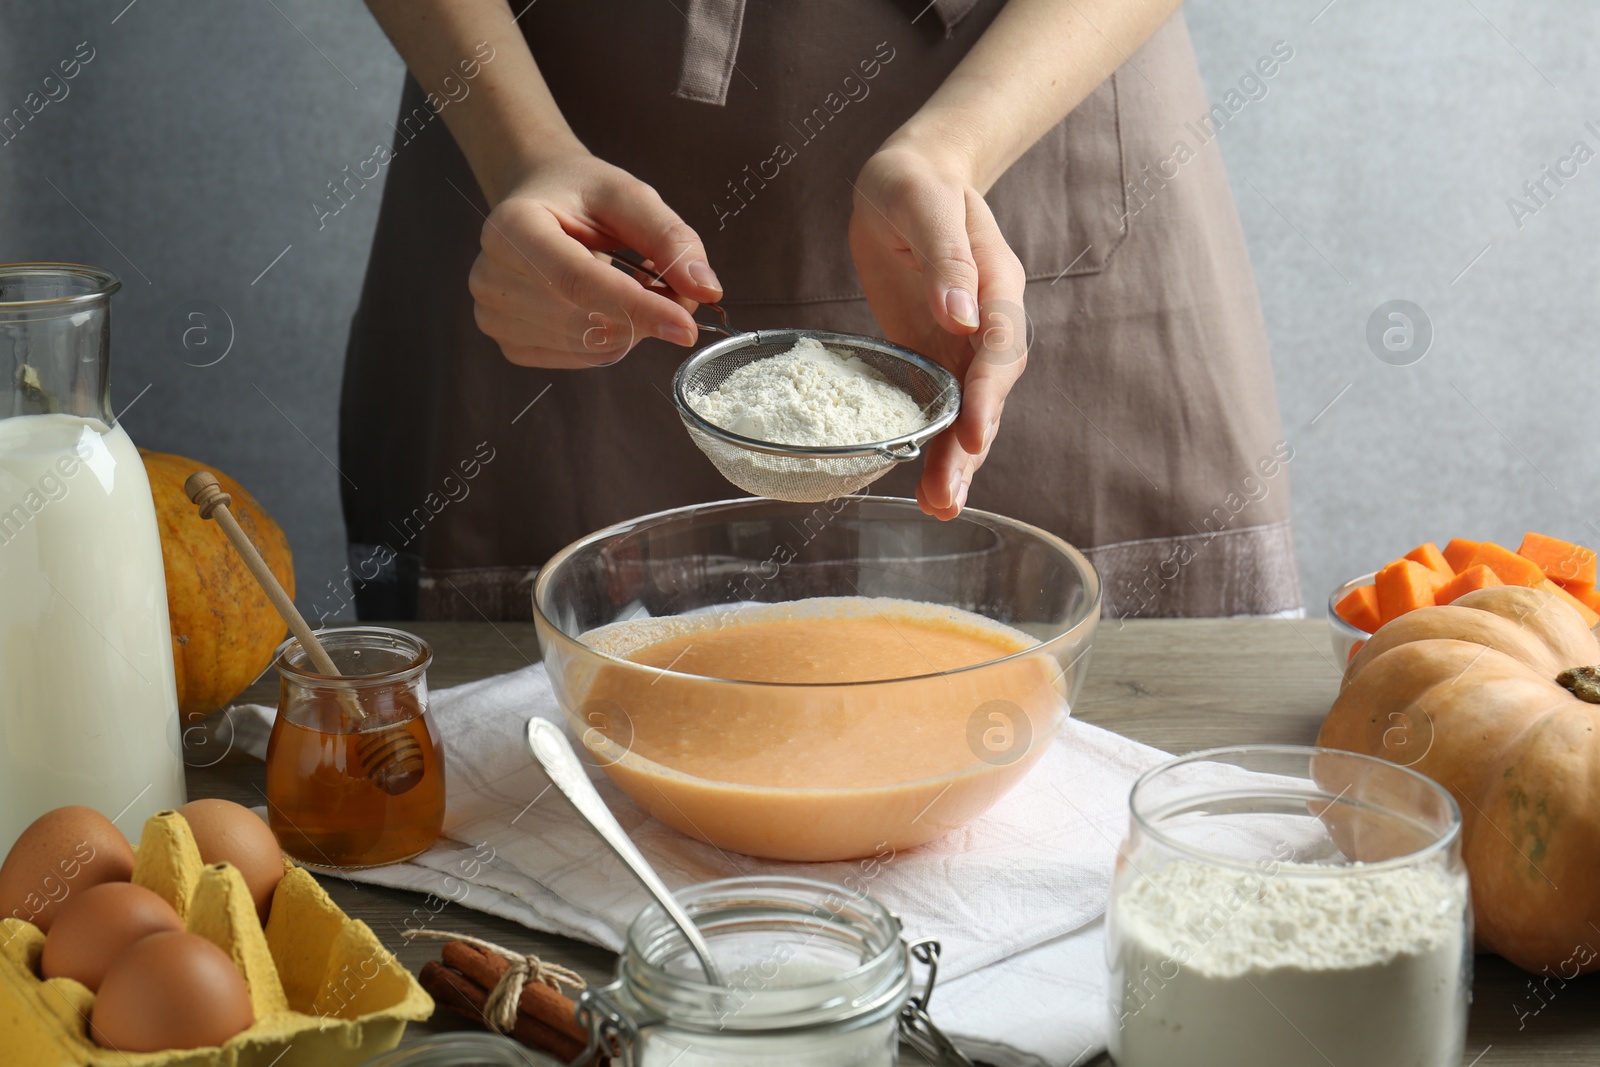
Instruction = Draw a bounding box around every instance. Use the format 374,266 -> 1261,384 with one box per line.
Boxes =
339,1 -> 1301,622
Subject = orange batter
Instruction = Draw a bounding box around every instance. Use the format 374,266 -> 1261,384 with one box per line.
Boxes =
625,609 -> 1034,683
560,598 -> 1068,859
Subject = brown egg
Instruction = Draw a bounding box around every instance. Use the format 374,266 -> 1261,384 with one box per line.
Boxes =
41,881 -> 183,990
0,806 -> 136,933
90,930 -> 254,1051
176,799 -> 283,922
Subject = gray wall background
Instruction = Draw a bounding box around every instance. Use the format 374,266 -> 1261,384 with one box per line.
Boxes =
2,0 -> 1595,619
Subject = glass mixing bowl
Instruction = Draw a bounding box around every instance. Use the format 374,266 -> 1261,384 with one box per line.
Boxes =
532,496 -> 1101,861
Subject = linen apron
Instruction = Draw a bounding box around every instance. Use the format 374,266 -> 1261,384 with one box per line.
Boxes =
339,1 -> 1302,623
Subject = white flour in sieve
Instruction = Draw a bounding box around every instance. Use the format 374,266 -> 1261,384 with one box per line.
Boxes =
1110,858 -> 1468,1067
688,336 -> 928,447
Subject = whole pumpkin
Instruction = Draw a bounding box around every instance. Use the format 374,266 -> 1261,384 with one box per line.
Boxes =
141,451 -> 295,720
1318,584 -> 1600,974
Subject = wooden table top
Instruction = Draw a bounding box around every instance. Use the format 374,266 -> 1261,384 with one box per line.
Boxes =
190,618 -> 1595,1065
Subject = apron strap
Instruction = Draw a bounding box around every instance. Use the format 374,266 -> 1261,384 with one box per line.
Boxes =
673,0 -> 747,106
927,0 -> 981,34
673,0 -> 981,107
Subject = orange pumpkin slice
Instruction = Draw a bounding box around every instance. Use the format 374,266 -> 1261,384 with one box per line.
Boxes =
1434,564 -> 1503,606
1335,584 -> 1381,634
1375,559 -> 1450,625
1465,542 -> 1546,588
1539,579 -> 1600,628
1557,580 -> 1600,615
1442,538 -> 1481,573
1518,532 -> 1598,586
1403,542 -> 1454,579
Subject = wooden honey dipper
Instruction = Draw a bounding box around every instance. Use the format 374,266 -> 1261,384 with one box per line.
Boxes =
185,471 -> 427,796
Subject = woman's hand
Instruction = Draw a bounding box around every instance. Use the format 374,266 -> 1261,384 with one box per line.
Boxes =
469,150 -> 723,368
849,142 -> 1027,520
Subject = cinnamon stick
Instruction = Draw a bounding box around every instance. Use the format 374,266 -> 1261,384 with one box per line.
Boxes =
419,960 -> 590,1062
440,939 -> 589,1044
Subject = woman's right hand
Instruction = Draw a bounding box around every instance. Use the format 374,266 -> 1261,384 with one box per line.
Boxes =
468,151 -> 722,368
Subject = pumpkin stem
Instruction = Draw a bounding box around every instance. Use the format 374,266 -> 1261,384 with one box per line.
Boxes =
1557,666 -> 1600,703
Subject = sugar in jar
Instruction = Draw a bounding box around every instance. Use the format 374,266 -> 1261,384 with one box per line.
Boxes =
575,876 -> 965,1066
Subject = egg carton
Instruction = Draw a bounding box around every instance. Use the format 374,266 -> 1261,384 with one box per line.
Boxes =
0,811 -> 433,1066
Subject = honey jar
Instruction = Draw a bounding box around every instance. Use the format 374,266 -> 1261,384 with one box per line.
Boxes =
265,627 -> 446,868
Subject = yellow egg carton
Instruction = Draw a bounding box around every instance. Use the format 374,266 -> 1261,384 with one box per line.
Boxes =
0,811 -> 433,1066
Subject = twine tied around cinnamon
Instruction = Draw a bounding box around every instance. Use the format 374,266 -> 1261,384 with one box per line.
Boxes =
403,929 -> 588,1035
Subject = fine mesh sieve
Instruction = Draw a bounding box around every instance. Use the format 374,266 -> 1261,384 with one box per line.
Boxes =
594,249 -> 961,502
672,329 -> 961,503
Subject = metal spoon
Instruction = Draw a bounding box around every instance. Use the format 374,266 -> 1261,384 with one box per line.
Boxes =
524,718 -> 725,985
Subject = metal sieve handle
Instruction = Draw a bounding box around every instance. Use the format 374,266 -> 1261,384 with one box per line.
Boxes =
604,248 -> 734,337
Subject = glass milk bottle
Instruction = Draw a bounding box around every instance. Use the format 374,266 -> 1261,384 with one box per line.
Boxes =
0,264 -> 186,852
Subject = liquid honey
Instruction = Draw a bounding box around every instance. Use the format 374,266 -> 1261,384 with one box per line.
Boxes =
265,687 -> 446,868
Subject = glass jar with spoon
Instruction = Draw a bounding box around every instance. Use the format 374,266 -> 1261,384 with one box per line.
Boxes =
266,626 -> 446,868
187,472 -> 447,868
525,719 -> 971,1066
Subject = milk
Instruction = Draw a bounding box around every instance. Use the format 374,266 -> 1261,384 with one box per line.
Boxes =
0,414 -> 186,851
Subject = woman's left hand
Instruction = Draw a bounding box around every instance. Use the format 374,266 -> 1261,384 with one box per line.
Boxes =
849,142 -> 1028,520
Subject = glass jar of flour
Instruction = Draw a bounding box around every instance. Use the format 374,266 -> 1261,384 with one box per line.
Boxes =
1107,745 -> 1471,1067
574,876 -> 970,1066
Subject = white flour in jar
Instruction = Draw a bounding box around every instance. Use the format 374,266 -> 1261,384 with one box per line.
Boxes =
689,337 -> 927,447
1110,859 -> 1468,1067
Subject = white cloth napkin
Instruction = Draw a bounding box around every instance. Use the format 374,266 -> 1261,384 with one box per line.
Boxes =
232,663 -> 1172,1066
